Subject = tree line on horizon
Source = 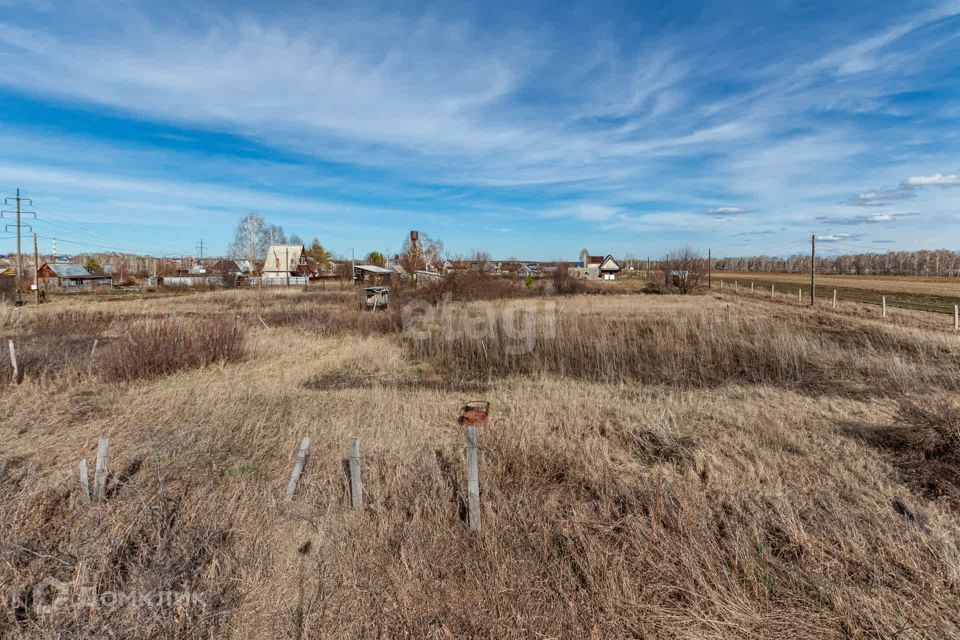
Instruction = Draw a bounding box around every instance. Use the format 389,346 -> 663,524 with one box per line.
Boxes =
713,249 -> 960,277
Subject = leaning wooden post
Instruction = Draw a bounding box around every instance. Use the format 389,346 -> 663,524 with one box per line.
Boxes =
7,340 -> 18,385
881,296 -> 887,318
833,290 -> 837,309
78,459 -> 91,502
90,339 -> 98,360
93,438 -> 110,504
349,438 -> 363,510
465,426 -> 481,531
285,437 -> 311,502
954,304 -> 959,331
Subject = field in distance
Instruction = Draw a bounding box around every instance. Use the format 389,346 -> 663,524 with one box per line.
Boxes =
718,270 -> 960,314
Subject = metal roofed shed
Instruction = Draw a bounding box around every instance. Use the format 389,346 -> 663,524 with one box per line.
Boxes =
354,264 -> 393,284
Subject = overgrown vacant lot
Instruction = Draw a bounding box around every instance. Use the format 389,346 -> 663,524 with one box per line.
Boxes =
1,287 -> 960,638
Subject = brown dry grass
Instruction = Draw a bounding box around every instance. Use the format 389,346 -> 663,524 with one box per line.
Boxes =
1,288 -> 959,638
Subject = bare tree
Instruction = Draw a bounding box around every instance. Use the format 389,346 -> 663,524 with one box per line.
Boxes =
399,231 -> 444,273
227,214 -> 269,267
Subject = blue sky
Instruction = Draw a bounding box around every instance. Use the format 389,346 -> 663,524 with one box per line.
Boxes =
0,0 -> 958,260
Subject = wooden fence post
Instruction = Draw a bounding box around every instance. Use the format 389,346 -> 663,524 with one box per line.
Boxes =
725,304 -> 731,321
93,438 -> 110,504
91,339 -> 98,360
798,289 -> 802,304
771,284 -> 775,300
954,304 -> 959,331
734,281 -> 738,292
79,459 -> 91,502
349,437 -> 363,510
720,279 -> 723,290
465,427 -> 481,531
881,296 -> 887,318
285,437 -> 311,502
751,282 -> 754,293
7,340 -> 18,385
833,290 -> 837,309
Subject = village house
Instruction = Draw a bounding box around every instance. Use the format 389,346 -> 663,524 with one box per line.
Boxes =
572,249 -> 623,281
37,263 -> 113,290
259,245 -> 309,285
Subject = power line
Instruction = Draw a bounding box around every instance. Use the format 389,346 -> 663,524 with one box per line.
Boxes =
33,235 -> 188,257
26,215 -> 194,256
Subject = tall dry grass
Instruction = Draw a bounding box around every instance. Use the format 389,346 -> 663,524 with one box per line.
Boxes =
409,304 -> 960,395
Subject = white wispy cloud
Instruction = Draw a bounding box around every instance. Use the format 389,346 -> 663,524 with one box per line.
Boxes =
843,190 -> 915,206
542,203 -> 623,222
901,173 -> 960,188
817,233 -> 864,242
705,207 -> 748,215
818,212 -> 918,225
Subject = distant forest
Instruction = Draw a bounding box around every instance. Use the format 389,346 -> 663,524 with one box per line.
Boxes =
714,249 -> 960,277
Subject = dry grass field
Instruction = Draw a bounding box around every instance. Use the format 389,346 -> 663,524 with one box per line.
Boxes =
1,284 -> 960,638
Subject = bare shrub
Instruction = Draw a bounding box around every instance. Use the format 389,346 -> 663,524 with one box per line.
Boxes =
548,268 -> 590,295
661,247 -> 706,294
411,270 -> 530,304
97,318 -> 245,382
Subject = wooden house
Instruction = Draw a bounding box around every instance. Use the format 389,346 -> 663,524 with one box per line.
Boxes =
37,263 -> 113,289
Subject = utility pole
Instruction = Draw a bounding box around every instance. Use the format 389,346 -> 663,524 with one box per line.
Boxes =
351,248 -> 355,285
33,233 -> 40,305
708,248 -> 712,289
196,239 -> 205,263
410,230 -> 419,283
285,246 -> 290,287
810,234 -> 816,306
2,188 -> 36,280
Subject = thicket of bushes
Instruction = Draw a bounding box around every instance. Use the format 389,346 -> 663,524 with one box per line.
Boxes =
97,318 -> 245,382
